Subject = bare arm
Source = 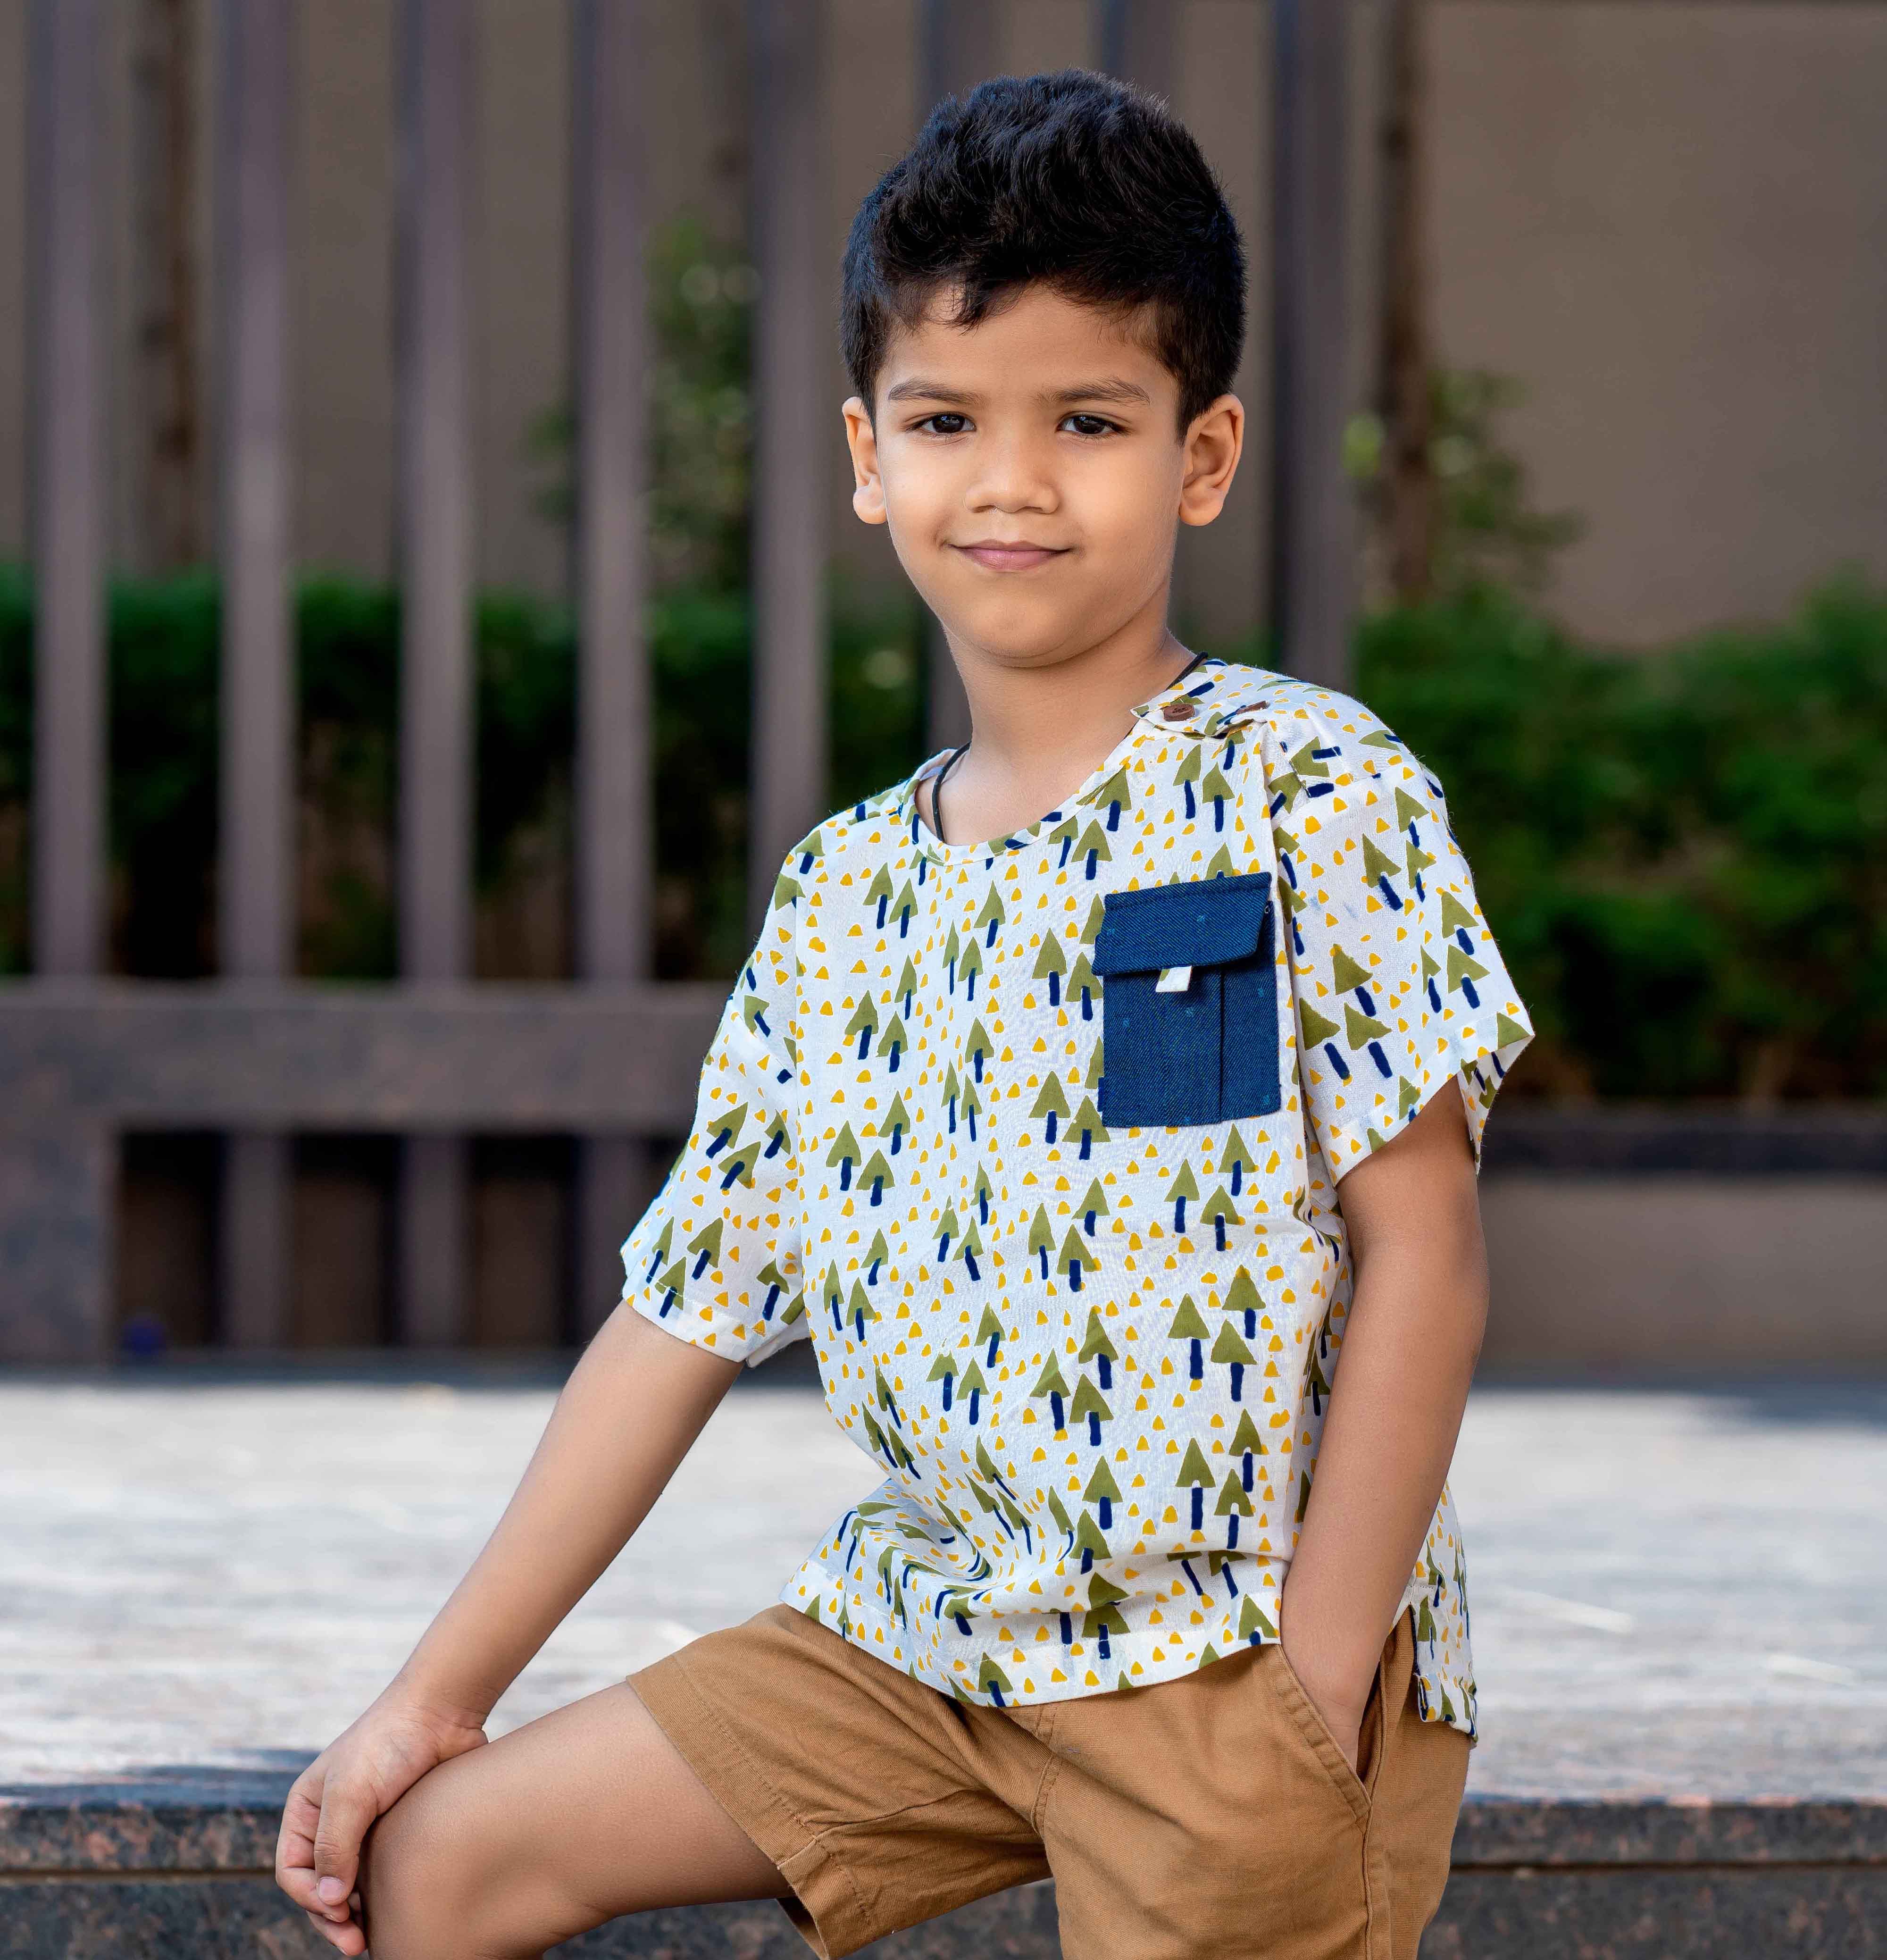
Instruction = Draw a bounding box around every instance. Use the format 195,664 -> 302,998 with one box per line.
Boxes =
1278,1083 -> 1487,1769
277,1305 -> 740,1951
391,1307 -> 739,1714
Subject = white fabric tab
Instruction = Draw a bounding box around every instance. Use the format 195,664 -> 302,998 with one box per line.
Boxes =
1155,964 -> 1193,994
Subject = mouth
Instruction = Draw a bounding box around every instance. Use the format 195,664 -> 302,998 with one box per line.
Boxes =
952,541 -> 1070,572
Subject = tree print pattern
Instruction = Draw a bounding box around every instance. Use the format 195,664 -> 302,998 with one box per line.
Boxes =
619,661 -> 1531,1736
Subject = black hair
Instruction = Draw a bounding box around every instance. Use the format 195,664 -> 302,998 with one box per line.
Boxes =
841,70 -> 1247,433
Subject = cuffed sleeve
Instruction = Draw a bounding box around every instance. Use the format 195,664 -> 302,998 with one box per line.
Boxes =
1261,697 -> 1533,1181
618,872 -> 809,1366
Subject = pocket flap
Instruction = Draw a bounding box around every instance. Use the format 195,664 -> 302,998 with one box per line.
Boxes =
1092,872 -> 1273,976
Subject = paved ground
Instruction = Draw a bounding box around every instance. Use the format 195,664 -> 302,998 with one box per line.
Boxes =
2,1359 -> 1882,1803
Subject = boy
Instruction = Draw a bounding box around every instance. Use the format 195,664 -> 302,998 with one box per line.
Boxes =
278,71 -> 1530,1960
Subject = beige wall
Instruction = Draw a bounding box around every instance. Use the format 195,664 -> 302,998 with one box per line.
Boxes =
1429,2 -> 1887,644
291,0 -> 759,588
0,2 -> 1882,643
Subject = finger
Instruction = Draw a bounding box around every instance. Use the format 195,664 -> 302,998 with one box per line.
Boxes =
311,1784 -> 380,1915
304,1905 -> 366,1957
276,1776 -> 326,1902
279,1866 -> 330,1916
276,1775 -> 322,1871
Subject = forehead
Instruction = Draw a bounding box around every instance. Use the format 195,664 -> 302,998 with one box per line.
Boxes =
877,284 -> 1173,401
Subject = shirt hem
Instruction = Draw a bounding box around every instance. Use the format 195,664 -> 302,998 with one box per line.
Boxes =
777,1562 -> 1476,1739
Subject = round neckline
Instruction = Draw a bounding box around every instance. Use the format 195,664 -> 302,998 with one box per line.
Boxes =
900,654 -> 1229,867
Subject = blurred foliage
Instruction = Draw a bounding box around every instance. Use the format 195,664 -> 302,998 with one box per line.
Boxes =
1346,576 -> 1887,1099
2,214 -> 1878,1097
1346,368 -> 1585,601
529,216 -> 757,596
0,564 -> 1880,1097
0,565 -> 925,985
1425,369 -> 1585,600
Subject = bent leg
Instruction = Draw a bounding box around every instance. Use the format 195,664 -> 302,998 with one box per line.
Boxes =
359,1680 -> 791,1960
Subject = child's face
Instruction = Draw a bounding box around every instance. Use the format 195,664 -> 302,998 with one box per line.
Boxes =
843,285 -> 1243,673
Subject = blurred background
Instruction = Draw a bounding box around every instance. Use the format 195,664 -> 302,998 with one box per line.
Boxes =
0,0 -> 1882,1367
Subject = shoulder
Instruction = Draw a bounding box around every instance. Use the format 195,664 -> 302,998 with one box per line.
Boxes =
769,779 -> 915,909
1188,664 -> 1444,817
1192,663 -> 1413,761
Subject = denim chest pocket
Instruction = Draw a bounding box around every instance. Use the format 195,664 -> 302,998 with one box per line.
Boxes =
1092,872 -> 1281,1128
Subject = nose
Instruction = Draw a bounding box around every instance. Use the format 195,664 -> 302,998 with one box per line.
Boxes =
964,431 -> 1060,517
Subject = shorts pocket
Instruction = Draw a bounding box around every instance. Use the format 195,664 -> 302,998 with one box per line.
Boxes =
1264,1640 -> 1382,1825
1092,873 -> 1280,1127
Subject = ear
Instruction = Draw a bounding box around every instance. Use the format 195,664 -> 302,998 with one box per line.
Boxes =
842,395 -> 887,526
1177,394 -> 1245,528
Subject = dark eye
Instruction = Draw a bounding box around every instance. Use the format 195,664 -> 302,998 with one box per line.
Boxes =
1062,413 -> 1118,437
918,412 -> 969,436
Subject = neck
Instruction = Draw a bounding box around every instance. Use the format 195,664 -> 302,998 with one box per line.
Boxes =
947,587 -> 1191,774
923,585 -> 1196,847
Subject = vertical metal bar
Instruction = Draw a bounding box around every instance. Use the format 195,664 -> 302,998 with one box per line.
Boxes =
1268,0 -> 1354,689
400,1133 -> 468,1347
576,1134 -> 653,1340
572,0 -> 656,1336
1097,0 -> 1175,101
396,0 -> 474,1345
1095,1 -> 1186,631
914,0 -> 994,755
219,1134 -> 292,1346
746,0 -> 827,928
573,0 -> 649,990
397,0 -> 475,985
216,0 -> 296,1349
129,0 -> 208,573
218,0 -> 294,985
0,1124 -> 115,1362
1374,0 -> 1436,604
28,0 -> 106,979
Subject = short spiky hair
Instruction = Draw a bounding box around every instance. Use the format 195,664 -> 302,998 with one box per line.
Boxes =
842,70 -> 1247,433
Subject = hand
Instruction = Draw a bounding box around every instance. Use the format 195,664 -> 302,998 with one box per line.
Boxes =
276,1692 -> 489,1954
1278,1591 -> 1374,1776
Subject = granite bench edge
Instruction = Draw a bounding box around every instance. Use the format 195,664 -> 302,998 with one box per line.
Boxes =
4,1784 -> 1884,1876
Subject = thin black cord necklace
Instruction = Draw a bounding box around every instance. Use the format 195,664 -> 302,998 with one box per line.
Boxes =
924,649 -> 1209,844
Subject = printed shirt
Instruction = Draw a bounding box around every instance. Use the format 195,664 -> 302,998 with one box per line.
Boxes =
621,659 -> 1532,1736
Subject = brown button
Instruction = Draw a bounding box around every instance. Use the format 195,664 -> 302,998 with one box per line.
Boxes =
1161,698 -> 1196,722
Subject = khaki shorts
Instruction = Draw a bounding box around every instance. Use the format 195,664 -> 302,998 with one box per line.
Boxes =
628,1602 -> 1468,1960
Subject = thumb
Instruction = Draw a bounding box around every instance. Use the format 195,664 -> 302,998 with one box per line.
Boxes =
311,1782 -> 380,1909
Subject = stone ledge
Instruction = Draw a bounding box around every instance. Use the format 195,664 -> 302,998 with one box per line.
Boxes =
1451,1795 -> 1887,1867
9,1783 -> 1886,1876
5,1784 -> 1883,1960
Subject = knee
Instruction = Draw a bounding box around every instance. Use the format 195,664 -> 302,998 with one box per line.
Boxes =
359,1777 -> 503,1960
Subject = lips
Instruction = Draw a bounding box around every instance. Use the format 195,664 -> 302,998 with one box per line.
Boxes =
954,541 -> 1069,571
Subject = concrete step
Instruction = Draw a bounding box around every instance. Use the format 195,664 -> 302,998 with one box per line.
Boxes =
4,1779 -> 1883,1959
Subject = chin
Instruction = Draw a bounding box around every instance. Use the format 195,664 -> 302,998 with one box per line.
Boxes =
942,601 -> 1110,670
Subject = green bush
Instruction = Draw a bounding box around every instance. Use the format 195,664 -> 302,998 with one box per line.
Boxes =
1348,577 -> 1887,1098
0,565 -> 926,985
0,564 -> 1879,1099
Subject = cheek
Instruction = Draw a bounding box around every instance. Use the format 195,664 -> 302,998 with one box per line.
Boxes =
878,469 -> 953,548
1080,461 -> 1184,560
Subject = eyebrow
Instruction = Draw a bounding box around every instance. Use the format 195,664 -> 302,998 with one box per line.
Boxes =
881,377 -> 1153,408
1046,379 -> 1152,408
884,378 -> 978,404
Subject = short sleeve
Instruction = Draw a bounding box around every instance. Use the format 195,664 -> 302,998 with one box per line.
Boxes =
618,871 -> 809,1367
1262,699 -> 1533,1181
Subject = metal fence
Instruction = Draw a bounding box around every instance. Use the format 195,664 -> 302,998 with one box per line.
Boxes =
1,0 -> 1353,1362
